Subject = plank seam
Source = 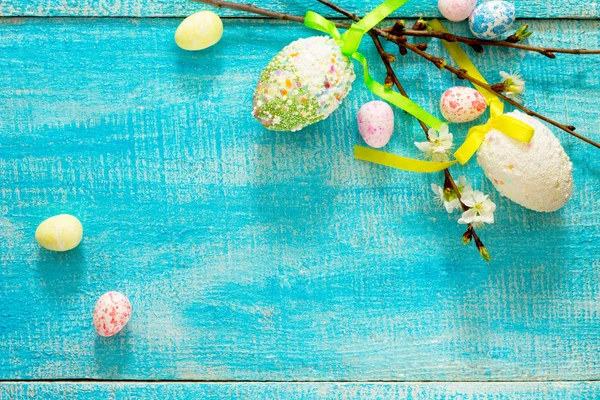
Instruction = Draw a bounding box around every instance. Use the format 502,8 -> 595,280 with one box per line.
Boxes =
2,380 -> 600,384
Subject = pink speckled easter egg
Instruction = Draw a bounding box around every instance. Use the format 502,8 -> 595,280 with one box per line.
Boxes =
440,86 -> 487,123
93,291 -> 132,337
357,101 -> 394,148
438,0 -> 477,22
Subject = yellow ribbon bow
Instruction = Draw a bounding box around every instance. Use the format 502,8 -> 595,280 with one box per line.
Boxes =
428,19 -> 535,164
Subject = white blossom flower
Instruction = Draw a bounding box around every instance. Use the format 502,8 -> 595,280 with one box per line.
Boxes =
414,124 -> 453,162
458,190 -> 497,227
431,176 -> 473,213
455,176 -> 473,196
500,71 -> 525,103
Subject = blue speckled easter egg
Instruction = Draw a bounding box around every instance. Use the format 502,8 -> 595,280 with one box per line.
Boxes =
469,1 -> 516,40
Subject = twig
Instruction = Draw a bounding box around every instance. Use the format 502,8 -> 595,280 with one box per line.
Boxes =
386,27 -> 600,58
190,0 -> 306,23
191,0 -> 352,30
319,0 -> 489,257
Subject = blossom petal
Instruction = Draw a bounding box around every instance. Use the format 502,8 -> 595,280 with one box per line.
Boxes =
427,128 -> 439,141
461,192 -> 477,207
445,198 -> 461,213
472,191 -> 487,204
458,208 -> 478,224
415,141 -> 432,153
461,185 -> 474,195
479,210 -> 495,224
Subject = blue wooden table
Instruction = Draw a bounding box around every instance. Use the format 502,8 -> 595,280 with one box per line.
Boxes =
1,0 -> 599,398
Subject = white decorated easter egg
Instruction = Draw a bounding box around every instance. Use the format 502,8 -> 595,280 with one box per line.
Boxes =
252,36 -> 356,132
93,291 -> 132,337
477,111 -> 573,212
175,11 -> 223,51
35,214 -> 83,252
438,0 -> 477,22
357,101 -> 394,148
469,1 -> 516,40
440,86 -> 487,123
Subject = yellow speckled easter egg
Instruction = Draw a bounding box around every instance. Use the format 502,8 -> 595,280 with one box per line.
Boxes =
175,11 -> 223,51
35,214 -> 83,252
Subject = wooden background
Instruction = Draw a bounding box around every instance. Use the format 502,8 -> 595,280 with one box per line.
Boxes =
1,0 -> 599,398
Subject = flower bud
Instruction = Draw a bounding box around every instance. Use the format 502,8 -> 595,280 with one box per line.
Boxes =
462,229 -> 473,245
478,246 -> 492,262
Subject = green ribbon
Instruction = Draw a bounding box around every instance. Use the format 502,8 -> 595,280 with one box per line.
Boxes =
339,0 -> 409,56
304,8 -> 445,130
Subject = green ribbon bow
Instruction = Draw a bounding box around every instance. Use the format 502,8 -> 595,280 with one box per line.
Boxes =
304,6 -> 445,131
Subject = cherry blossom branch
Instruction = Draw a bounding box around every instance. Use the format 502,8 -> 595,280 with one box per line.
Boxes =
320,0 -> 490,259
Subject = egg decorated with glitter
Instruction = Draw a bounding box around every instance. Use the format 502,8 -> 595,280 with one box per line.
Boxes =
93,291 -> 132,337
438,0 -> 477,22
252,36 -> 356,132
469,1 -> 516,40
440,86 -> 487,123
357,101 -> 394,148
477,111 -> 573,212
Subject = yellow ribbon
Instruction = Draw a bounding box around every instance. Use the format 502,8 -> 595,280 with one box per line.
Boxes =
429,19 -> 534,164
354,146 -> 456,172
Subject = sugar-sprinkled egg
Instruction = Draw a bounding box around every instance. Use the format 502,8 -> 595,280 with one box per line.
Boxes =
35,214 -> 83,252
438,0 -> 477,22
477,111 -> 573,212
93,291 -> 132,337
469,1 -> 516,40
357,101 -> 394,148
440,86 -> 487,123
252,36 -> 356,132
175,11 -> 223,51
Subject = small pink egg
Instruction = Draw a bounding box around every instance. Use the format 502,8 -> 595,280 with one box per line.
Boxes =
440,86 -> 487,123
93,291 -> 132,337
438,0 -> 477,22
357,100 -> 394,148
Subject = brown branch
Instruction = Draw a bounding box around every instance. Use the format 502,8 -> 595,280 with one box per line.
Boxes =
386,27 -> 600,57
190,0 -> 306,23
318,0 -> 489,258
191,0 -> 354,29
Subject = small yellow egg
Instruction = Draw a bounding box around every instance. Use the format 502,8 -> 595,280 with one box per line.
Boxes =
175,11 -> 223,51
35,214 -> 83,252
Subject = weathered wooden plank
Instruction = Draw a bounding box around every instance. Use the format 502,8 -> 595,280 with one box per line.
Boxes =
2,382 -> 600,399
1,0 -> 599,18
0,18 -> 599,381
